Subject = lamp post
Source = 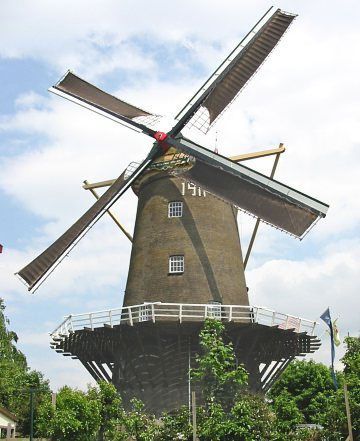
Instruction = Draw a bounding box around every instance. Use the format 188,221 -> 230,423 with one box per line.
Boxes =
20,386 -> 49,441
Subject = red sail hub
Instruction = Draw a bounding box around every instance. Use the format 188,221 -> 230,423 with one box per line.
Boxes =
154,131 -> 170,153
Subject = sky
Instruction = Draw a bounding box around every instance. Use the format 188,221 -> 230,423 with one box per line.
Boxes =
0,0 -> 359,391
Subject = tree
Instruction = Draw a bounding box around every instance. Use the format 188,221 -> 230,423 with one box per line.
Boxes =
268,359 -> 336,423
0,298 -> 27,366
268,360 -> 343,439
228,394 -> 277,440
37,386 -> 101,441
315,336 -> 360,441
342,336 -> 360,439
121,398 -> 161,441
92,382 -> 162,440
269,336 -> 360,441
37,382 -> 163,441
159,406 -> 192,440
191,318 -> 248,408
271,390 -> 304,434
87,381 -> 125,441
0,298 -> 50,436
189,318 -> 279,440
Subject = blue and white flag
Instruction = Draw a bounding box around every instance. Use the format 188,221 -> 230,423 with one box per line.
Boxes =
320,307 -> 338,389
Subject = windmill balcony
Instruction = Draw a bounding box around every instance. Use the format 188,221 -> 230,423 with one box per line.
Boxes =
50,302 -> 318,339
50,302 -> 321,409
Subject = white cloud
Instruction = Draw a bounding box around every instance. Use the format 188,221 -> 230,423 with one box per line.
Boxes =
11,327 -> 94,390
0,0 -> 268,80
17,331 -> 49,347
246,237 -> 360,366
0,0 -> 356,82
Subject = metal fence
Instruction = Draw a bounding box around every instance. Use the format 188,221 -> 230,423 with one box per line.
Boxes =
51,303 -> 318,338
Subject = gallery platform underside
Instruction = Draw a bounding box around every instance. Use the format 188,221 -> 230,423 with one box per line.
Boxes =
51,304 -> 321,414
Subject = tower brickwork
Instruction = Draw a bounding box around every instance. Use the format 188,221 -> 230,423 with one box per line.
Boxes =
123,172 -> 249,307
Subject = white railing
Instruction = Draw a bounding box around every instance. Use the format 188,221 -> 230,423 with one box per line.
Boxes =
50,303 -> 318,338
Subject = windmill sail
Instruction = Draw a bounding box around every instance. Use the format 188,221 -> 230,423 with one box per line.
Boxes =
16,155 -> 156,291
166,136 -> 328,237
51,72 -> 159,134
172,8 -> 296,134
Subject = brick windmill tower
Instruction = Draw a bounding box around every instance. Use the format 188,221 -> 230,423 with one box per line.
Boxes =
17,8 -> 327,413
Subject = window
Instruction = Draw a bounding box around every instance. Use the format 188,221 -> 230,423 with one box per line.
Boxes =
207,301 -> 222,319
168,201 -> 183,218
169,255 -> 184,274
139,304 -> 151,322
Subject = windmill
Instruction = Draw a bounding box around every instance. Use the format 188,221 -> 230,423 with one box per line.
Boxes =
17,8 -> 327,413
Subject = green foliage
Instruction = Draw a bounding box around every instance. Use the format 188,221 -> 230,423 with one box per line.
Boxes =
269,336 -> 360,441
342,336 -> 360,438
191,318 -> 248,407
228,394 -> 277,440
0,298 -> 26,365
197,401 -> 230,440
159,406 -> 192,440
35,393 -> 55,437
268,359 -> 336,422
160,393 -> 278,440
271,390 -> 304,434
37,382 -> 163,441
0,298 -> 50,436
313,389 -> 347,441
120,398 -> 161,440
291,428 -> 323,441
37,386 -> 101,441
189,319 -> 278,440
160,399 -> 272,441
88,381 -> 125,440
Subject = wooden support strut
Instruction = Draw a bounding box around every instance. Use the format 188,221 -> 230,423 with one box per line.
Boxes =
83,180 -> 133,242
229,144 -> 285,162
243,143 -> 284,269
83,179 -> 116,189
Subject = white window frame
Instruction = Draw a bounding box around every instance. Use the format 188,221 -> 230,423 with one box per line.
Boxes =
207,301 -> 222,319
139,304 -> 151,322
168,201 -> 183,218
169,255 -> 184,274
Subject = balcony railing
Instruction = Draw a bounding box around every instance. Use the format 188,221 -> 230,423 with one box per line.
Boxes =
51,303 -> 318,338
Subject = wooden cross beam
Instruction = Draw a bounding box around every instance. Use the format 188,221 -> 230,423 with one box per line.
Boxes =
229,144 -> 285,162
83,180 -> 133,242
243,144 -> 284,269
83,179 -> 116,190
